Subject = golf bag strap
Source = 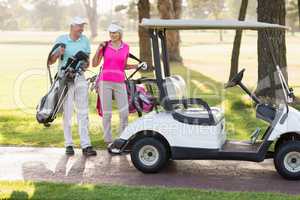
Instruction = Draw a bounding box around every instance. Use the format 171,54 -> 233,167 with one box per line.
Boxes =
97,41 -> 109,77
47,43 -> 66,84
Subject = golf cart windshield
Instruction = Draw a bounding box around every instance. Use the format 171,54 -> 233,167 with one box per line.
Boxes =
140,19 -> 290,110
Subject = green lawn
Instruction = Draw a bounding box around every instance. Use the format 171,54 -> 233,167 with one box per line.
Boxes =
0,181 -> 299,200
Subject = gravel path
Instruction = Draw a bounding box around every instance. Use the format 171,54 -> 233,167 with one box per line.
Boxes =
0,147 -> 299,195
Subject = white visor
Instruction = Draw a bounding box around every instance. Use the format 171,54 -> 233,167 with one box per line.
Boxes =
107,23 -> 123,33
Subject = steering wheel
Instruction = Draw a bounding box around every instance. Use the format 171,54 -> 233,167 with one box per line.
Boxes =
225,68 -> 245,89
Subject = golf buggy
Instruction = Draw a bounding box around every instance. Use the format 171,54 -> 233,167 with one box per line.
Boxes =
111,19 -> 300,180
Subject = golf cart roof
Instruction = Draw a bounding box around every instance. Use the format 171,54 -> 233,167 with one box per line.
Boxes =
140,19 -> 289,30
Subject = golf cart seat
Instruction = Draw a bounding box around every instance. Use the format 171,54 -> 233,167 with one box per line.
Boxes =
164,75 -> 224,125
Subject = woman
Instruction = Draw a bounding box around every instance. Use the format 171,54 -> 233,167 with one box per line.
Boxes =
92,23 -> 137,147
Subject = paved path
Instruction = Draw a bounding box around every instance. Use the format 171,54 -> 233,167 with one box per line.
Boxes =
0,147 -> 299,195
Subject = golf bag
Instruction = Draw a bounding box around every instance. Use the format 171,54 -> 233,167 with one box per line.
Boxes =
95,49 -> 156,117
36,45 -> 89,126
126,79 -> 156,117
96,79 -> 155,118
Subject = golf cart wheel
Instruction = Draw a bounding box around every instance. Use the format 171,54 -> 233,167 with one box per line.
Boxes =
43,123 -> 51,127
131,137 -> 168,173
274,141 -> 300,180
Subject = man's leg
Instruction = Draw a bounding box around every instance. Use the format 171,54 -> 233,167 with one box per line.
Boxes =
63,82 -> 75,148
74,75 -> 91,149
98,81 -> 113,143
113,82 -> 129,135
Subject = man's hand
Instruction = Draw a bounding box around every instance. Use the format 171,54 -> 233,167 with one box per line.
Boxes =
58,46 -> 65,56
81,58 -> 90,72
48,46 -> 65,65
81,61 -> 89,71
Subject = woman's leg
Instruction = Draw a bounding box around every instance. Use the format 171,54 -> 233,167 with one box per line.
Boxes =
98,81 -> 113,143
113,82 -> 129,136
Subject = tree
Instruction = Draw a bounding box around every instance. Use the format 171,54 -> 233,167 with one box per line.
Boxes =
286,0 -> 299,34
256,0 -> 287,100
228,0 -> 248,81
0,1 -> 12,30
113,0 -> 153,69
33,0 -> 65,31
186,0 -> 226,42
298,0 -> 300,25
228,0 -> 256,20
0,0 -> 30,30
186,0 -> 210,18
157,0 -> 183,63
127,1 -> 138,22
206,0 -> 226,42
138,0 -> 153,69
82,0 -> 98,39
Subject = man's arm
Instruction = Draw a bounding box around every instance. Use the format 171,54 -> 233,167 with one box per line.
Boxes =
48,47 -> 65,65
48,36 -> 65,66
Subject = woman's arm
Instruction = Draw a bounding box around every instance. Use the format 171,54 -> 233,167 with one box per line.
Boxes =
92,50 -> 103,67
125,64 -> 138,70
92,42 -> 106,67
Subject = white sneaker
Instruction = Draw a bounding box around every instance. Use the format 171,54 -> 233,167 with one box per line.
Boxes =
107,143 -> 121,154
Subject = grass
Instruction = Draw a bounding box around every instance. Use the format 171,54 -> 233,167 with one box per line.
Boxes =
0,105 -> 139,149
0,181 -> 299,200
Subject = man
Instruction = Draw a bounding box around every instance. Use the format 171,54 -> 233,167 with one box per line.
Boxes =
48,16 -> 97,157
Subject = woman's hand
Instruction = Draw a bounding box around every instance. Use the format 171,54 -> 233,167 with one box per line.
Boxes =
138,62 -> 148,70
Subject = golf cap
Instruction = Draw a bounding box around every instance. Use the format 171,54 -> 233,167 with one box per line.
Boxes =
70,16 -> 87,26
107,23 -> 123,33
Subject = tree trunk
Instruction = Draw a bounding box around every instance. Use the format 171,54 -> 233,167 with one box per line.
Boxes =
256,0 -> 287,101
138,0 -> 153,70
298,0 -> 300,26
229,0 -> 248,81
157,0 -> 182,63
82,0 -> 98,39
